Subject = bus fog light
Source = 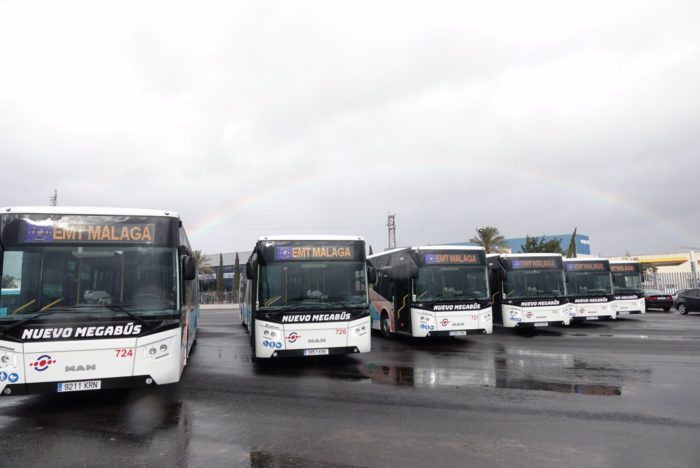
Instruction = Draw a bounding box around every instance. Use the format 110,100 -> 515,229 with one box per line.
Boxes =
3,388 -> 11,395
145,377 -> 153,385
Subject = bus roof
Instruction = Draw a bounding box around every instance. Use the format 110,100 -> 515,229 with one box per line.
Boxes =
369,245 -> 485,260
563,257 -> 609,262
257,235 -> 364,242
412,245 -> 485,252
489,253 -> 563,258
1,206 -> 180,218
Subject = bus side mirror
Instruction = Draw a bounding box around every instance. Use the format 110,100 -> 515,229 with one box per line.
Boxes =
182,256 -> 196,281
409,264 -> 418,279
367,265 -> 377,284
500,269 -> 507,281
246,261 -> 255,280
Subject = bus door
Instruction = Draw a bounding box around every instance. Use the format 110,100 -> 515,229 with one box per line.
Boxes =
394,277 -> 412,333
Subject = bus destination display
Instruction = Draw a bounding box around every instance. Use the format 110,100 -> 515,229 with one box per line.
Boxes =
21,222 -> 155,244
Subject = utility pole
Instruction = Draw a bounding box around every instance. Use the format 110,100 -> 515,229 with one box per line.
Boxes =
49,189 -> 58,206
387,212 -> 396,250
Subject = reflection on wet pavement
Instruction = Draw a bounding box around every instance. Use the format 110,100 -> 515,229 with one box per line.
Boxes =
250,449 -> 365,468
0,387 -> 193,466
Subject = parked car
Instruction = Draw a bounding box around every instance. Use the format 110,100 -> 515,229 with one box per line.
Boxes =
673,289 -> 688,302
644,289 -> 674,311
674,288 -> 700,315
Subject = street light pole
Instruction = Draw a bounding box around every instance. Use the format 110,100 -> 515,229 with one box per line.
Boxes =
680,246 -> 700,288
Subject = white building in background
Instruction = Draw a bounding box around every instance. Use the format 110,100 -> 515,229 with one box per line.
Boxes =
608,252 -> 699,274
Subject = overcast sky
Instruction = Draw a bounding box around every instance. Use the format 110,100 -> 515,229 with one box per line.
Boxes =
1,0 -> 698,257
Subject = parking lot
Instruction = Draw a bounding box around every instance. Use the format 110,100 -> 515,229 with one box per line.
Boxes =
1,307 -> 699,467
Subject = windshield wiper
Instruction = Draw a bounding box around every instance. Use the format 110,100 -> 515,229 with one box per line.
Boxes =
0,309 -> 64,335
264,303 -> 314,312
326,297 -> 364,309
102,304 -> 150,328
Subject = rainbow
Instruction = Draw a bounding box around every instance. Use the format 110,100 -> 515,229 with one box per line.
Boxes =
187,159 -> 696,247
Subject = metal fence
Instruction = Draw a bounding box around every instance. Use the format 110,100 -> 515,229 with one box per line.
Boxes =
199,291 -> 237,304
643,272 -> 700,294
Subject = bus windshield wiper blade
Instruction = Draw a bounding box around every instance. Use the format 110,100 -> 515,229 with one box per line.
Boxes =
0,310 -> 62,335
102,304 -> 150,327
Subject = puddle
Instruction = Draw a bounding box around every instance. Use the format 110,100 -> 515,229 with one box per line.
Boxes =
495,378 -> 621,395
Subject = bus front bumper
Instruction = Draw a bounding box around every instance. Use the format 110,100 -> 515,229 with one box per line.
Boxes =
1,374 -> 158,396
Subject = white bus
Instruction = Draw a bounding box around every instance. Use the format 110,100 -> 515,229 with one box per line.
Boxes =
240,236 -> 372,359
563,258 -> 617,321
0,207 -> 199,396
610,261 -> 645,315
368,246 -> 492,338
487,254 -> 573,328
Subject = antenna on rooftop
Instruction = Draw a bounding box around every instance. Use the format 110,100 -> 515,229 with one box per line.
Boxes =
387,212 -> 396,250
49,189 -> 58,206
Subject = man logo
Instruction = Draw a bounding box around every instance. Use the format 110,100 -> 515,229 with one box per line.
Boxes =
65,364 -> 97,372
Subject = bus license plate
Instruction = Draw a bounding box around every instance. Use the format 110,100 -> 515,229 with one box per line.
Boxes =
449,331 -> 467,336
534,322 -> 548,327
586,317 -> 599,320
57,380 -> 101,393
304,348 -> 329,356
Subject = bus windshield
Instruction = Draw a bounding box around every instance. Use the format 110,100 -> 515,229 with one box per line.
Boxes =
0,245 -> 178,321
415,265 -> 488,302
612,272 -> 643,294
503,269 -> 566,299
567,271 -> 613,297
258,261 -> 367,310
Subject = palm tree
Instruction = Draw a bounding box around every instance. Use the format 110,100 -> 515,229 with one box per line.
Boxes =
193,250 -> 214,275
565,227 -> 578,258
470,226 -> 509,254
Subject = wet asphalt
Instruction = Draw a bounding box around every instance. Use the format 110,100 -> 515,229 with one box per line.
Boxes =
1,307 -> 700,468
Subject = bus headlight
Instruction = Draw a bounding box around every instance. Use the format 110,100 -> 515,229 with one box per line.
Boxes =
418,315 -> 435,330
352,325 -> 368,336
143,338 -> 175,361
0,353 -> 14,368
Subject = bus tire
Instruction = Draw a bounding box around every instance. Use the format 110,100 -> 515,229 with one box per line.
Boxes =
381,312 -> 392,338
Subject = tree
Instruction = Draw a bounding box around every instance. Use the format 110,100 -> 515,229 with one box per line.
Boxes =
368,245 -> 374,256
565,227 -> 578,258
520,235 -> 563,254
470,226 -> 509,254
233,252 -> 241,302
193,250 -> 214,275
216,253 -> 224,301
639,262 -> 657,277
